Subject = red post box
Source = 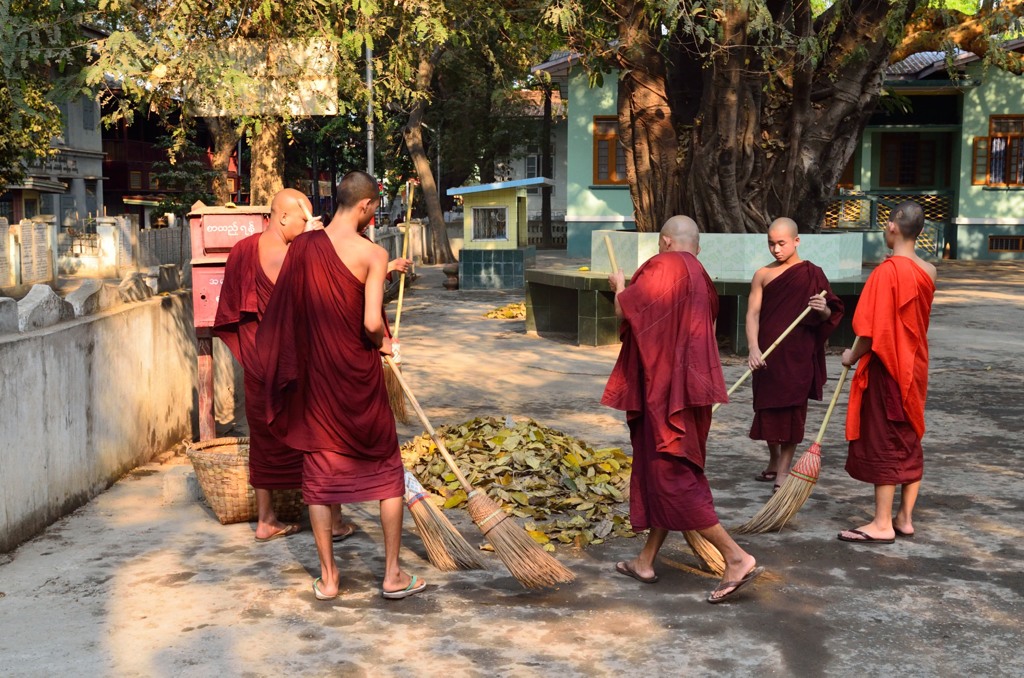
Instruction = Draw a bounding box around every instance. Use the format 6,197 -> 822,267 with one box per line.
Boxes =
188,203 -> 270,439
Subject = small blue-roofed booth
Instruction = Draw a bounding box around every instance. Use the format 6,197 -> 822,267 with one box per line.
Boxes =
447,177 -> 554,289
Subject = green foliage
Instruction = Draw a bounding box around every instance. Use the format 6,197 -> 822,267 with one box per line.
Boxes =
0,1 -> 94,187
150,133 -> 219,217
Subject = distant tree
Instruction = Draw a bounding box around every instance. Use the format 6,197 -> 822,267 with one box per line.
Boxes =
150,135 -> 219,218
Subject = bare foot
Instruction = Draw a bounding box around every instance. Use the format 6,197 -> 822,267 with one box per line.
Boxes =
313,575 -> 340,599
892,519 -> 915,537
332,522 -> 357,542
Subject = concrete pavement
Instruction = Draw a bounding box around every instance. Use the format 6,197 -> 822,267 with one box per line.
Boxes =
0,255 -> 1021,676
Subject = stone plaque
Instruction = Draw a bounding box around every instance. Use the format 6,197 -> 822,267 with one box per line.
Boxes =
0,218 -> 12,287
20,219 -> 52,284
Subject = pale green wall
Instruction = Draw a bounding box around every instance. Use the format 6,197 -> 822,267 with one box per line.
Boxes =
566,69 -> 635,255
957,66 -> 1024,220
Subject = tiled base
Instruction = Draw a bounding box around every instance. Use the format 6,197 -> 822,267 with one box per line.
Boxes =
459,247 -> 535,289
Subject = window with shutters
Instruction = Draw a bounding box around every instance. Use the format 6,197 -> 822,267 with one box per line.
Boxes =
879,134 -> 936,187
592,117 -> 627,185
972,115 -> 1024,186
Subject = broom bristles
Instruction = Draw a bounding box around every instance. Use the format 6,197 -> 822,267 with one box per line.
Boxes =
683,530 -> 725,576
407,493 -> 487,571
734,443 -> 822,534
467,490 -> 575,588
383,360 -> 410,424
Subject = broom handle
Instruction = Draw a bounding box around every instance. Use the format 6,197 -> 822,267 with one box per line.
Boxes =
394,182 -> 415,339
812,336 -> 861,444
711,290 -> 828,413
383,354 -> 474,493
603,235 -> 620,275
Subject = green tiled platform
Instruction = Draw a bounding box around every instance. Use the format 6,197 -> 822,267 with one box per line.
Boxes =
526,267 -> 867,351
459,247 -> 535,290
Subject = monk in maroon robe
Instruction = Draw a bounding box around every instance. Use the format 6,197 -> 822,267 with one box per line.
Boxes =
604,216 -> 763,604
258,171 -> 424,600
746,218 -> 843,490
213,188 -> 332,542
839,201 -> 936,545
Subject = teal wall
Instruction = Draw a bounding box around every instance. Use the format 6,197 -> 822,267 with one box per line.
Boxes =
955,66 -> 1024,259
565,70 -> 635,256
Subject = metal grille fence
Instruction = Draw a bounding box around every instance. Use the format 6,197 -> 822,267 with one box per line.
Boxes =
821,190 -> 951,256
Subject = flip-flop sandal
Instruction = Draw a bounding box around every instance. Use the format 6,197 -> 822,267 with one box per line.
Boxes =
332,525 -> 356,542
382,574 -> 427,600
837,528 -> 895,544
255,523 -> 301,542
707,566 -> 764,604
893,526 -> 915,538
312,577 -> 339,601
615,560 -> 658,584
754,471 -> 777,482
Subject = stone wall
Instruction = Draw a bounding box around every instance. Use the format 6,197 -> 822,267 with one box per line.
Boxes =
0,292 -> 242,552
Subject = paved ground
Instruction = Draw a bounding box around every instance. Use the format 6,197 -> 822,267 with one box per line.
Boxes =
1,255 -> 1022,677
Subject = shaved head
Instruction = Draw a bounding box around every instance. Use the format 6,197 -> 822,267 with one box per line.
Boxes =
767,217 -> 798,238
270,188 -> 311,219
660,215 -> 700,254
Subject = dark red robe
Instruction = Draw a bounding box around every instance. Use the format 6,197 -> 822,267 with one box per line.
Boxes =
845,256 -> 935,485
212,233 -> 303,490
749,261 -> 843,444
602,251 -> 728,532
257,230 -> 403,505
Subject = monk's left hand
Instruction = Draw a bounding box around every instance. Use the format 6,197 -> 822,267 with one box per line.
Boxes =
389,257 -> 412,275
304,215 -> 324,232
808,294 -> 829,319
841,348 -> 855,368
608,270 -> 625,293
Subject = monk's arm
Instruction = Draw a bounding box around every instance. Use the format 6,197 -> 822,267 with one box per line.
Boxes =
745,272 -> 765,369
841,336 -> 872,367
608,269 -> 626,320
363,247 -> 388,348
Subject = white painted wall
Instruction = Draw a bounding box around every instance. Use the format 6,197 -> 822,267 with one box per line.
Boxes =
0,292 -> 242,552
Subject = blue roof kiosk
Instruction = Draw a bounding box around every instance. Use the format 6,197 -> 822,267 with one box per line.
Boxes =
447,177 -> 554,289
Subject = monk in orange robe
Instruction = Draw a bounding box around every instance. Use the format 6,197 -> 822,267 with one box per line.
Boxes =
604,216 -> 763,604
258,171 -> 424,601
746,218 -> 843,491
838,200 -> 936,544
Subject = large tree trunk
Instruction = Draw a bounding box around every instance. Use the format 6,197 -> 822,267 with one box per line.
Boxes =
612,0 -> 923,233
203,117 -> 240,205
615,0 -> 682,233
403,52 -> 454,264
250,117 -> 285,206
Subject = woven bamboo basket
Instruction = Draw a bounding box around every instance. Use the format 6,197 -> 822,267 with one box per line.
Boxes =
186,437 -> 305,525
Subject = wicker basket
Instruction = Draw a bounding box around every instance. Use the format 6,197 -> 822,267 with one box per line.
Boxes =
186,437 -> 305,525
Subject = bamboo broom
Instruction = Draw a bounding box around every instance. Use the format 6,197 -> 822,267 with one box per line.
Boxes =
381,183 -> 416,424
404,471 -> 486,571
383,355 -> 575,588
712,290 -> 828,413
734,337 -> 860,534
604,235 -> 725,577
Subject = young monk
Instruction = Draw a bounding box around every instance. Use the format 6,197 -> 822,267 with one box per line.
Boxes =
214,188 -> 353,542
838,201 -> 936,544
746,217 -> 843,492
605,215 -> 763,604
258,171 -> 424,600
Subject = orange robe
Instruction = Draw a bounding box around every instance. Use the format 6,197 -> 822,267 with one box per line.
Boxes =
749,261 -> 843,444
602,252 -> 728,531
212,234 -> 303,490
257,231 -> 403,505
845,256 -> 935,484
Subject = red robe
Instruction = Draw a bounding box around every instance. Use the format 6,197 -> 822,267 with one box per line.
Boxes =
845,256 -> 935,484
257,230 -> 403,505
749,261 -> 843,444
212,233 -> 302,490
602,252 -> 728,532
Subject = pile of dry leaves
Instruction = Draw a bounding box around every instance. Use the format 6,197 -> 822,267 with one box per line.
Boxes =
401,416 -> 634,549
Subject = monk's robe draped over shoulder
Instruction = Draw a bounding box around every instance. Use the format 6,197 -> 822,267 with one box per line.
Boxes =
602,251 -> 728,469
751,261 -> 843,410
846,256 -> 935,442
257,230 -> 402,504
844,256 -> 934,486
212,233 -> 302,490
